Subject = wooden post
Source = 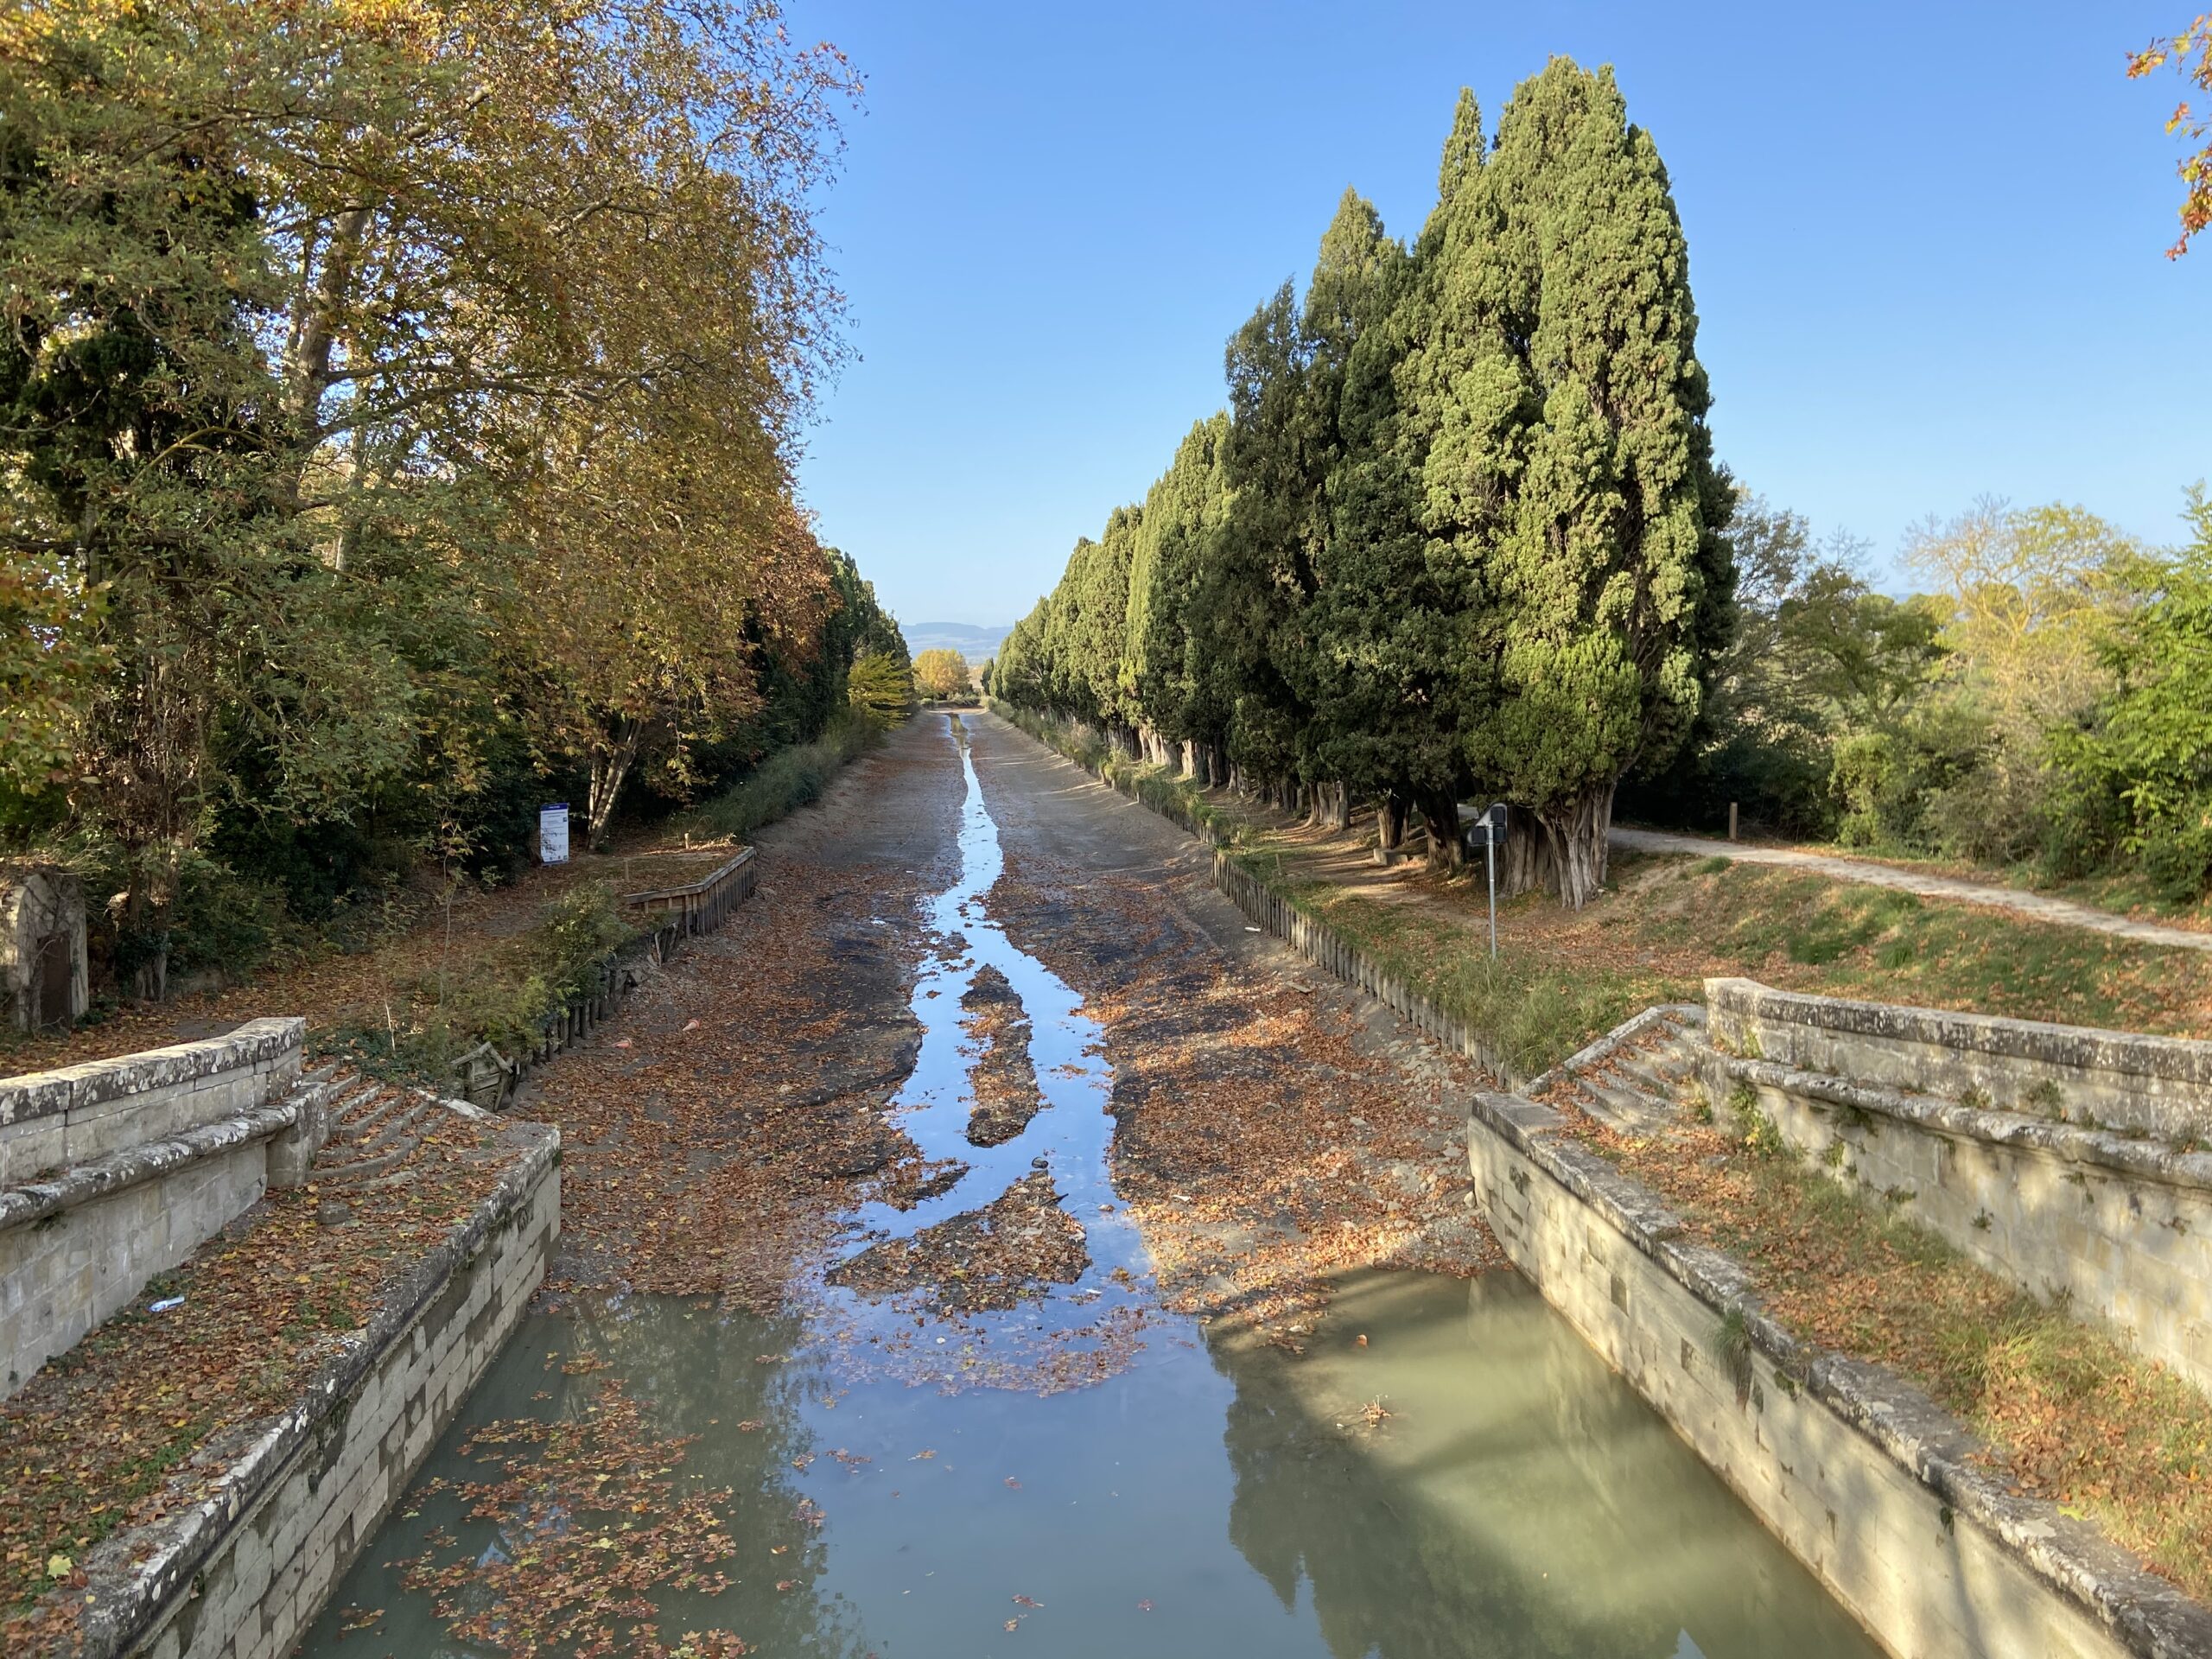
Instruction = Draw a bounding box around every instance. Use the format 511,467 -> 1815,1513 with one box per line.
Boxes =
1728,801 -> 1738,842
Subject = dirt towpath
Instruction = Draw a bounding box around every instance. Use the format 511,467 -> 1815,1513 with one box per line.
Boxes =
1611,826 -> 2212,954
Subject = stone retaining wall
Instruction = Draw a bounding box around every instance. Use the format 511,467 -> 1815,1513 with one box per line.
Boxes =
0,1019 -> 304,1185
1,1024 -> 326,1399
1707,978 -> 2212,1140
50,1113 -> 560,1659
1467,1086 -> 2212,1659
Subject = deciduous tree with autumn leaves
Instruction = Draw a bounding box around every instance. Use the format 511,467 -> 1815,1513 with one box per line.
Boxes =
1,0 -> 899,983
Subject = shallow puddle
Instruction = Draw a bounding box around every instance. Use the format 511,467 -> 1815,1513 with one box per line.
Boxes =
295,717 -> 1882,1657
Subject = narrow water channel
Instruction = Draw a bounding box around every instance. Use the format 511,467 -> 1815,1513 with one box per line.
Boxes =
296,717 -> 1883,1659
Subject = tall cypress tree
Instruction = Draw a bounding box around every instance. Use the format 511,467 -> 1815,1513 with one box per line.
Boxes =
1125,414 -> 1234,773
1211,283 -> 1319,798
1465,60 -> 1732,906
1289,190 -> 1432,834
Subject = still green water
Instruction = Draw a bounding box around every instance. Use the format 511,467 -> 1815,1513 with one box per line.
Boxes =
296,1268 -> 1879,1659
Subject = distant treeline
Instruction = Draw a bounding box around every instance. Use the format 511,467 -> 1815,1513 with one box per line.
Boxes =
995,56 -> 2212,909
0,0 -> 907,994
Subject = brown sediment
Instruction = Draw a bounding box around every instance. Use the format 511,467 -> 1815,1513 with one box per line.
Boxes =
959,963 -> 1045,1147
827,1171 -> 1089,1313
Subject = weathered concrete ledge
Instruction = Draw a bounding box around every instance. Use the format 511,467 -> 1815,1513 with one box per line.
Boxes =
0,1019 -> 302,1136
1468,1084 -> 2212,1659
1708,978 -> 2212,1138
37,1109 -> 561,1659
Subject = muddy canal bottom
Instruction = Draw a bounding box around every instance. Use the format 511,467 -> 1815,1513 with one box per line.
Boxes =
297,721 -> 1879,1658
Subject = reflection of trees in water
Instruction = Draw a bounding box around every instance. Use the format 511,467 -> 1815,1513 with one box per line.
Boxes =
354,1297 -> 877,1659
1211,1272 -> 1677,1659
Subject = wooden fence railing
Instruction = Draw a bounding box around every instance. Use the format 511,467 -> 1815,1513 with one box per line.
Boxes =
620,847 -> 758,938
448,847 -> 760,1109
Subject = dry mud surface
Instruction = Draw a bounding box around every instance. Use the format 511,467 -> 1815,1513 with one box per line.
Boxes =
524,709 -> 1498,1370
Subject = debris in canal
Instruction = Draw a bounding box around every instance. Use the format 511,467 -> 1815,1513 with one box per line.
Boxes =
829,1172 -> 1088,1312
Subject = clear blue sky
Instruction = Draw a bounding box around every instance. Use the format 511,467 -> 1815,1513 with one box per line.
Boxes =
791,1 -> 2208,632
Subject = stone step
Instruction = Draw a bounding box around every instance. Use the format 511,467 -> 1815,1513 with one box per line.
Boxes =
1611,1049 -> 1693,1096
1573,1075 -> 1677,1135
315,1136 -> 419,1186
334,1085 -> 414,1141
356,1097 -> 433,1156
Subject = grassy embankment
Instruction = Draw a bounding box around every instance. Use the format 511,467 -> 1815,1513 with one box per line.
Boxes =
991,700 -> 2212,1076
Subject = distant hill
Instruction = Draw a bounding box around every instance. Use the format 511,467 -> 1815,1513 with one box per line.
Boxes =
902,621 -> 1012,663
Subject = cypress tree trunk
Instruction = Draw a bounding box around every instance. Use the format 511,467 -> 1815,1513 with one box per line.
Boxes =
1313,780 -> 1351,831
1537,784 -> 1615,910
1499,827 -> 1557,899
1376,791 -> 1408,851
1419,788 -> 1465,871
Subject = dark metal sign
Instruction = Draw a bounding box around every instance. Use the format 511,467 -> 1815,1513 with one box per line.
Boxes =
1462,803 -> 1509,852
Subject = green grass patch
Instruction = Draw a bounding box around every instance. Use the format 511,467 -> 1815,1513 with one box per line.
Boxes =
1266,873 -> 1684,1079
1640,861 -> 2209,1033
675,710 -> 881,842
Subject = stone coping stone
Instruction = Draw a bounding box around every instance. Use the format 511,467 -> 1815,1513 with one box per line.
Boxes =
1471,1083 -> 2212,1658
0,1019 -> 303,1131
1711,1052 -> 2212,1194
1707,977 -> 2212,1090
0,1101 -> 299,1236
38,1109 -> 558,1659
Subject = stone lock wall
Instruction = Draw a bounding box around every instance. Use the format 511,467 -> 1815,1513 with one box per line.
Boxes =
60,1122 -> 561,1659
1702,982 -> 2212,1398
0,1020 -> 305,1185
1,1020 -> 323,1398
1706,978 -> 2212,1141
1468,1088 -> 2212,1659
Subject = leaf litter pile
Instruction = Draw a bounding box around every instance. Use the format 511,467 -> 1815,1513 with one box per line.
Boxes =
957,965 -> 1044,1147
1,1109 -> 519,1643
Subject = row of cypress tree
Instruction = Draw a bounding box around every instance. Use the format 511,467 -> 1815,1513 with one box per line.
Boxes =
992,58 -> 1737,907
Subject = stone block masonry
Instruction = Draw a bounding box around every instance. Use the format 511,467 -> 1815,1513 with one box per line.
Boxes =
0,1020 -> 305,1185
1467,1087 -> 2212,1659
45,1116 -> 560,1659
1702,978 -> 2212,1398
1,1022 -> 328,1398
1707,978 -> 2212,1141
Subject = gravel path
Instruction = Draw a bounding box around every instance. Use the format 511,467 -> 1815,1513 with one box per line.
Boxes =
1611,827 -> 2212,952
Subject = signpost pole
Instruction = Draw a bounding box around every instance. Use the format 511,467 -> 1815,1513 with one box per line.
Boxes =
1485,828 -> 1497,960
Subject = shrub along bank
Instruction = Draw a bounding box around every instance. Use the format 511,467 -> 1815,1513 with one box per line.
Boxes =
6,710 -> 893,1088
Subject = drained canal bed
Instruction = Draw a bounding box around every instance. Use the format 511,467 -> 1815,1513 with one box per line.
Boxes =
294,720 -> 1882,1658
